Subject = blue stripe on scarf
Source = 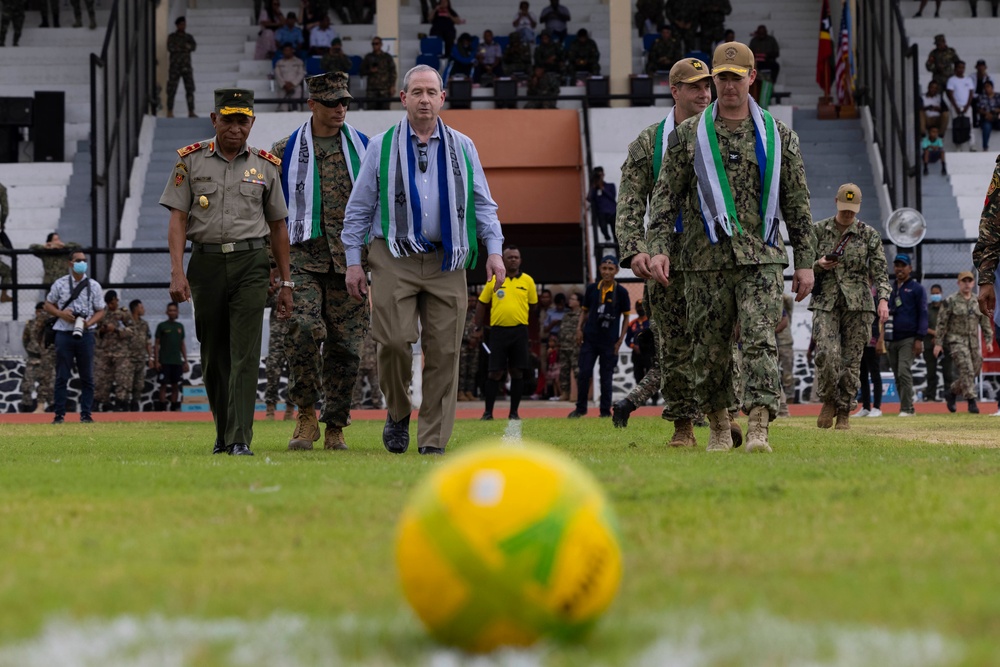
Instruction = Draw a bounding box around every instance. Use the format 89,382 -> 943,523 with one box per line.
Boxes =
280,126 -> 298,209
405,136 -> 424,241
675,211 -> 683,233
753,125 -> 767,223
437,132 -> 453,269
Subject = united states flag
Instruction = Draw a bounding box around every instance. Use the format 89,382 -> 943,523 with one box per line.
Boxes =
834,1 -> 854,105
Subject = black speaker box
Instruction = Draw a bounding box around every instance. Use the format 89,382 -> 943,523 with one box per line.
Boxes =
33,91 -> 65,162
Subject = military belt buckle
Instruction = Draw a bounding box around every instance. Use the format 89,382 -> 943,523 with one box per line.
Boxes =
221,242 -> 236,254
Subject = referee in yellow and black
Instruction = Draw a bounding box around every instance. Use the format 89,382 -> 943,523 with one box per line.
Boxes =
160,89 -> 293,456
472,245 -> 538,421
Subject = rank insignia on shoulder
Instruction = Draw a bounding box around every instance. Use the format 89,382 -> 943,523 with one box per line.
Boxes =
177,142 -> 204,157
988,173 -> 999,198
253,147 -> 281,166
667,129 -> 680,150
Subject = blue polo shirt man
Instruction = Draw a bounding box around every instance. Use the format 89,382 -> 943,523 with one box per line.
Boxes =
887,253 -> 928,416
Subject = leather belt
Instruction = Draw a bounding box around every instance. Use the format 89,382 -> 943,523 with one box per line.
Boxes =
192,238 -> 267,254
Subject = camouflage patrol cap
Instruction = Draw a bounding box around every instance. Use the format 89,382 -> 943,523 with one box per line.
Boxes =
836,183 -> 862,212
214,88 -> 254,116
712,42 -> 755,77
307,72 -> 353,102
669,57 -> 711,85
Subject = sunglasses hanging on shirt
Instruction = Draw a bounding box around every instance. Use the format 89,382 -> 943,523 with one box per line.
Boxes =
417,142 -> 428,173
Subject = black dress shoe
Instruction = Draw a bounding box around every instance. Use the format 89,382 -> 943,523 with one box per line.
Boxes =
418,446 -> 444,456
612,398 -> 634,428
80,415 -> 94,423
945,391 -> 957,413
599,411 -> 612,418
567,410 -> 585,418
229,443 -> 254,456
212,439 -> 230,455
480,412 -> 493,421
508,412 -> 520,420
383,414 -> 410,453
52,416 -> 64,424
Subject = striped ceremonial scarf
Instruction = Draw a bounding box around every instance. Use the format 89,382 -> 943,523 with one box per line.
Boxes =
693,98 -> 781,245
377,117 -> 478,272
652,108 -> 683,232
282,120 -> 368,245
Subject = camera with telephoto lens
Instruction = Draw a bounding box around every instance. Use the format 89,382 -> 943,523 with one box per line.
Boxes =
72,312 -> 86,338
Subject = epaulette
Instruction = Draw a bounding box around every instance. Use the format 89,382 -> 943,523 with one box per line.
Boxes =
177,142 -> 208,158
252,146 -> 282,166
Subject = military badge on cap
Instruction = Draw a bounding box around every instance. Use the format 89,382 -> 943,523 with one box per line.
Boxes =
669,57 -> 711,85
214,88 -> 255,116
835,183 -> 862,212
712,42 -> 755,77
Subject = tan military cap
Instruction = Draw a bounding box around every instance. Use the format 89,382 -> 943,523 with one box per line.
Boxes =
669,57 -> 711,85
712,42 -> 755,77
958,270 -> 975,280
836,183 -> 862,212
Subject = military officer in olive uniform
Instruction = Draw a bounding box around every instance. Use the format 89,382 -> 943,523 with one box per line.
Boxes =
526,65 -> 561,109
503,32 -> 533,76
534,30 -> 564,74
360,36 -> 396,110
160,88 -> 292,457
645,25 -> 683,75
564,28 -> 600,77
166,16 -> 197,118
810,184 -> 890,430
648,43 -> 816,453
271,73 -> 370,452
926,34 -> 960,94
934,271 -> 994,413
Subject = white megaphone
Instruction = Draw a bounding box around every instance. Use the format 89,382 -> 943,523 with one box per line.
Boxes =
884,207 -> 927,247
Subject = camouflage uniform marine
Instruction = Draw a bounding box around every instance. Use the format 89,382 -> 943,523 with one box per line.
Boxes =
809,212 -> 890,419
533,36 -> 564,74
321,48 -> 353,75
94,306 -> 134,409
776,293 -> 795,401
697,0 -> 731,52
127,314 -> 151,409
648,51 -> 815,451
0,0 -> 26,47
20,310 -> 49,409
557,307 -> 581,398
271,73 -> 369,448
352,327 -> 383,408
936,289 -> 993,399
564,35 -> 601,77
457,307 -> 478,399
31,241 -> 81,287
263,291 -> 290,412
167,26 -> 197,117
360,48 -> 396,110
69,0 -> 95,29
646,36 -> 683,75
526,69 -> 561,109
926,37 -> 960,93
502,33 -> 533,76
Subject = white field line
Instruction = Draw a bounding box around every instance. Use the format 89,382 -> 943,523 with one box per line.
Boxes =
0,610 -> 962,667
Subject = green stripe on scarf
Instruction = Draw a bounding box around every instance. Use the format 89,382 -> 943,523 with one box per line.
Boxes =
344,126 -> 362,180
310,167 -> 322,239
462,146 -> 478,269
653,119 -> 664,183
378,124 -> 396,241
702,103 -> 743,235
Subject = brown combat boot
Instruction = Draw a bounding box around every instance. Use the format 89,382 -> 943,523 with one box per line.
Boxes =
324,425 -> 348,450
265,403 -> 276,420
817,402 -> 836,429
706,409 -> 734,451
730,418 -> 744,448
835,409 -> 850,430
283,403 -> 295,421
288,409 -> 320,450
668,418 -> 697,447
746,406 -> 772,453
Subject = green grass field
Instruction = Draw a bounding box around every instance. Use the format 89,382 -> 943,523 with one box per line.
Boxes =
1,414 -> 999,666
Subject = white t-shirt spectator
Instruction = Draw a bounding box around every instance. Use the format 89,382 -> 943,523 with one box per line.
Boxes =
514,10 -> 536,33
947,74 -> 977,115
309,26 -> 338,50
922,92 -> 945,119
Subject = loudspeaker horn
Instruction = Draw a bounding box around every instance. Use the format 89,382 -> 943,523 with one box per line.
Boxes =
885,207 -> 927,247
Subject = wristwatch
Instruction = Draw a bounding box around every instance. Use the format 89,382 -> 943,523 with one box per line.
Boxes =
279,281 -> 295,289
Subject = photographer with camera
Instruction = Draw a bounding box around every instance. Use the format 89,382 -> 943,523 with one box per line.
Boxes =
809,184 -> 891,430
43,249 -> 105,423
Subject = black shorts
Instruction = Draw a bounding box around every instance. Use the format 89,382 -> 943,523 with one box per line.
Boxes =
487,325 -> 530,372
159,363 -> 183,385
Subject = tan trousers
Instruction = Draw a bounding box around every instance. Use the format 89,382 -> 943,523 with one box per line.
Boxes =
368,242 -> 468,450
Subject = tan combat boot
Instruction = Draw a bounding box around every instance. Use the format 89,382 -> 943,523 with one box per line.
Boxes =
265,403 -> 276,420
746,406 -> 772,453
668,418 -> 697,447
835,409 -> 850,430
324,425 -> 348,450
288,409 -> 320,450
730,418 -> 744,448
706,409 -> 734,451
817,402 -> 836,429
284,403 -> 295,421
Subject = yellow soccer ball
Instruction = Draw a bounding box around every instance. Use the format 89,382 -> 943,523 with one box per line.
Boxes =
395,441 -> 622,652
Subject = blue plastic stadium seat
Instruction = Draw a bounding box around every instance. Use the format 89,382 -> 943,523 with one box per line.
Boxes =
349,55 -> 362,76
494,35 -> 509,52
643,33 -> 658,52
420,36 -> 444,56
563,34 -> 576,49
306,56 -> 325,76
416,54 -> 441,70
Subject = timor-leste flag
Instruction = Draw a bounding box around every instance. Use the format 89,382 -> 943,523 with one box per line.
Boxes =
817,0 -> 833,92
